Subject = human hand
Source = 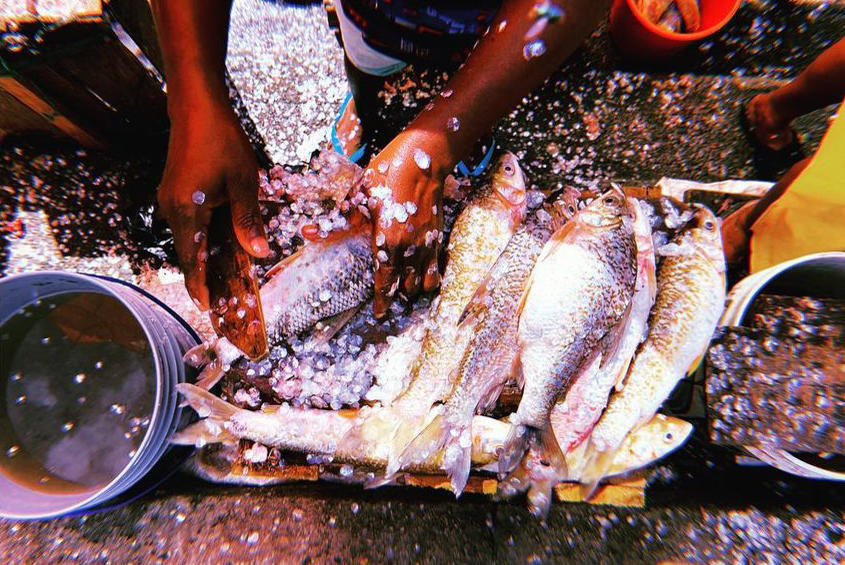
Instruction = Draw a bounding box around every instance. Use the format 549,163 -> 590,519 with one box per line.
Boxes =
157,101 -> 270,310
361,132 -> 449,318
721,200 -> 758,266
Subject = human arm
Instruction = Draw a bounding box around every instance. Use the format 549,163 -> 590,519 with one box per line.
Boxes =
151,0 -> 269,310
365,0 -> 611,317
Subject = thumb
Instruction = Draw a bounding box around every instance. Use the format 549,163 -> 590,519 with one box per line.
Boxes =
227,174 -> 270,258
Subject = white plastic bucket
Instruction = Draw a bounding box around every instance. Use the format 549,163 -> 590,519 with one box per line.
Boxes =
718,252 -> 845,481
0,271 -> 199,519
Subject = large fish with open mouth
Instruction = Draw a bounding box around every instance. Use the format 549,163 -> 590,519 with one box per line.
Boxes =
497,188 -> 638,516
393,188 -> 581,495
172,383 -> 693,483
578,205 -> 725,493
340,153 -> 528,478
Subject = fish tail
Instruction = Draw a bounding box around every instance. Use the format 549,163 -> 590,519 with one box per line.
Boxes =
497,423 -> 532,477
496,425 -> 566,518
170,383 -> 240,446
398,413 -> 473,496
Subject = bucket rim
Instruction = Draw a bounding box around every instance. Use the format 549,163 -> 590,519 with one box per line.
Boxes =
0,270 -> 198,518
622,0 -> 742,42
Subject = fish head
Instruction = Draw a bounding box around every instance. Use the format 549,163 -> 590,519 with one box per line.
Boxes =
686,205 -> 727,271
578,186 -> 635,230
489,152 -> 528,228
546,186 -> 581,230
614,414 -> 693,473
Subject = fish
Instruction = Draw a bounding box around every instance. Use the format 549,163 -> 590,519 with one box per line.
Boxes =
638,0 -> 674,25
579,205 -> 726,494
184,212 -> 374,389
394,188 -> 581,495
657,4 -> 683,33
172,383 -> 693,482
497,187 -> 638,517
340,152 -> 528,479
549,198 -> 657,457
674,0 -> 701,33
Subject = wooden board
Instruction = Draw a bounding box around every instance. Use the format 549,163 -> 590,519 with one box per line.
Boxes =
193,447 -> 646,508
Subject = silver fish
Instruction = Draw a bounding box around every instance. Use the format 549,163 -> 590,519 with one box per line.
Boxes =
185,217 -> 374,389
172,384 -> 693,483
395,188 -> 581,495
340,153 -> 528,478
498,187 -> 638,516
580,205 -> 725,491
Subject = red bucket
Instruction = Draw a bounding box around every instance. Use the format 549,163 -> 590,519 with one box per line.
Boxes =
609,0 -> 741,60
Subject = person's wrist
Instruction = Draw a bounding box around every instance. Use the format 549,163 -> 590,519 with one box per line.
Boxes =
396,128 -> 456,181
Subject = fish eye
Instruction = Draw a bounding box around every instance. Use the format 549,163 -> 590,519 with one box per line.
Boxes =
567,205 -> 576,214
604,196 -> 616,205
503,164 -> 514,176
665,432 -> 673,441
704,220 -> 715,231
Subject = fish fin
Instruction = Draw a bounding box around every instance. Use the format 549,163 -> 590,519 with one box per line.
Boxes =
457,247 -> 510,326
364,475 -> 399,489
170,383 -> 240,445
497,425 -> 566,517
535,219 -> 579,266
311,304 -> 362,346
498,423 -> 532,477
337,409 -> 400,462
575,444 -> 616,500
194,360 -> 227,391
263,245 -> 308,280
184,342 -> 212,367
384,412 -> 430,478
395,413 -> 471,496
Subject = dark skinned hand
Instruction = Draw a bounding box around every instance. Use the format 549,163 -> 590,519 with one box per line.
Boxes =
360,131 -> 447,318
157,100 -> 270,310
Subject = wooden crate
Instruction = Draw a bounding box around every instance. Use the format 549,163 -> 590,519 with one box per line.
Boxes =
0,0 -> 168,151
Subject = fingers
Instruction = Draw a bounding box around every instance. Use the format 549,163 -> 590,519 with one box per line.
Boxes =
422,252 -> 441,292
227,172 -> 270,258
372,245 -> 399,319
166,202 -> 212,310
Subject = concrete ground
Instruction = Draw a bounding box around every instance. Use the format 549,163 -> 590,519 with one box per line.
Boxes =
1,0 -> 845,563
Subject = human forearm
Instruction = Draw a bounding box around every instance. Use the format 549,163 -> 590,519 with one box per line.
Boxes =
151,0 -> 234,115
405,0 -> 611,177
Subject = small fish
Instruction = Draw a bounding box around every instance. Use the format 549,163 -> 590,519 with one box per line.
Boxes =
580,205 -> 725,493
639,0 -> 674,25
185,214 -> 374,389
674,0 -> 701,33
498,187 -> 638,517
395,188 -> 580,495
341,153 -> 528,479
172,384 -> 692,482
657,4 -> 683,33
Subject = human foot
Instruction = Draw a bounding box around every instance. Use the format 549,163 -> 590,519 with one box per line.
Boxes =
745,93 -> 796,152
334,94 -> 364,160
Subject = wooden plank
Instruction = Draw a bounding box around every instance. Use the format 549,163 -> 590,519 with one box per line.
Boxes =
0,75 -> 106,148
0,85 -> 62,136
106,0 -> 165,75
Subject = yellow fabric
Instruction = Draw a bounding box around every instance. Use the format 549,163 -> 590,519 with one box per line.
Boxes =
750,100 -> 845,273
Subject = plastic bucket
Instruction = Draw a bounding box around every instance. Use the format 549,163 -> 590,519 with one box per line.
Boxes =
0,271 -> 199,519
609,0 -> 741,60
718,252 -> 845,481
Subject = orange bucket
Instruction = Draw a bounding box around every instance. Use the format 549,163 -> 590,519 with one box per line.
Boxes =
609,0 -> 741,60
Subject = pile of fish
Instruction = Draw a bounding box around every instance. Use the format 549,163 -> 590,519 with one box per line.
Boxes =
173,153 -> 726,516
637,0 -> 701,34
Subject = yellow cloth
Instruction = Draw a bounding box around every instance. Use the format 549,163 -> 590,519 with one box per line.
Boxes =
750,100 -> 845,273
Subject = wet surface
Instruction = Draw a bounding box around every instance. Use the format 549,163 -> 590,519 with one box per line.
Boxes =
2,0 -> 845,562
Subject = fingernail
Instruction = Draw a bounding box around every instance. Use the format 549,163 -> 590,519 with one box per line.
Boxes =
251,236 -> 270,257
